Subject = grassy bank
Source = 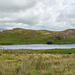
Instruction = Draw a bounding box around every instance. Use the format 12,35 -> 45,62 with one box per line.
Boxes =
0,48 -> 75,54
0,28 -> 75,45
0,49 -> 75,75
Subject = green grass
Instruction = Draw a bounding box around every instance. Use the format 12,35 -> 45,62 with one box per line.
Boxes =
0,49 -> 75,75
0,28 -> 75,45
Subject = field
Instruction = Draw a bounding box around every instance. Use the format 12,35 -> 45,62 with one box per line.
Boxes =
0,49 -> 75,75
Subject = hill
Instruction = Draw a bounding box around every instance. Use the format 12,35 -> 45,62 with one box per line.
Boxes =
0,28 -> 75,45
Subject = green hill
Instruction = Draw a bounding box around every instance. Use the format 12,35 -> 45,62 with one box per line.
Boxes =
0,28 -> 75,45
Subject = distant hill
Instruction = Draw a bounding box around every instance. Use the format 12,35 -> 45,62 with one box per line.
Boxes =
0,28 -> 75,45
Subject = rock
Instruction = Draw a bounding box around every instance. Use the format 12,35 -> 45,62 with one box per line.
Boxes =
2,30 -> 9,33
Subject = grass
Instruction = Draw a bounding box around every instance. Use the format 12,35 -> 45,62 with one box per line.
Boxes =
0,48 -> 75,54
0,28 -> 75,45
0,49 -> 75,75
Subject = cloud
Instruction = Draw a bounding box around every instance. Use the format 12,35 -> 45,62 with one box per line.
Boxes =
56,1 -> 75,29
0,0 -> 38,12
0,0 -> 75,31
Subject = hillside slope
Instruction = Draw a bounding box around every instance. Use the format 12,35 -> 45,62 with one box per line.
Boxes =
0,28 -> 75,45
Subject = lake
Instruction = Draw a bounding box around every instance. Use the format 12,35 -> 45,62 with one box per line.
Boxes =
0,44 -> 75,50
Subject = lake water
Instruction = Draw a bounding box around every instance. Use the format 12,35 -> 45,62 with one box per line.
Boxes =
0,44 -> 75,50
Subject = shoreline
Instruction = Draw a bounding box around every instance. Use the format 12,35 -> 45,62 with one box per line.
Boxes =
0,43 -> 75,45
0,48 -> 75,54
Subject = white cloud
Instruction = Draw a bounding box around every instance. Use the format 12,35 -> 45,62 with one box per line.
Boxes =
0,0 -> 75,31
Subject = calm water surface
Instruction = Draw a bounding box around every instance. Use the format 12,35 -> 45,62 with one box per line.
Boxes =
0,44 -> 75,50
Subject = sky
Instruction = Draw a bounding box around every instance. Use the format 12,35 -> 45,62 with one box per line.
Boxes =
0,0 -> 75,31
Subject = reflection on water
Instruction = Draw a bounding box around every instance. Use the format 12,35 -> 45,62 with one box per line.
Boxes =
0,44 -> 75,50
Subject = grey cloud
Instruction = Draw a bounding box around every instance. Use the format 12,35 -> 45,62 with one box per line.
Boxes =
0,27 -> 5,31
0,0 -> 75,31
15,16 -> 39,25
0,0 -> 38,12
